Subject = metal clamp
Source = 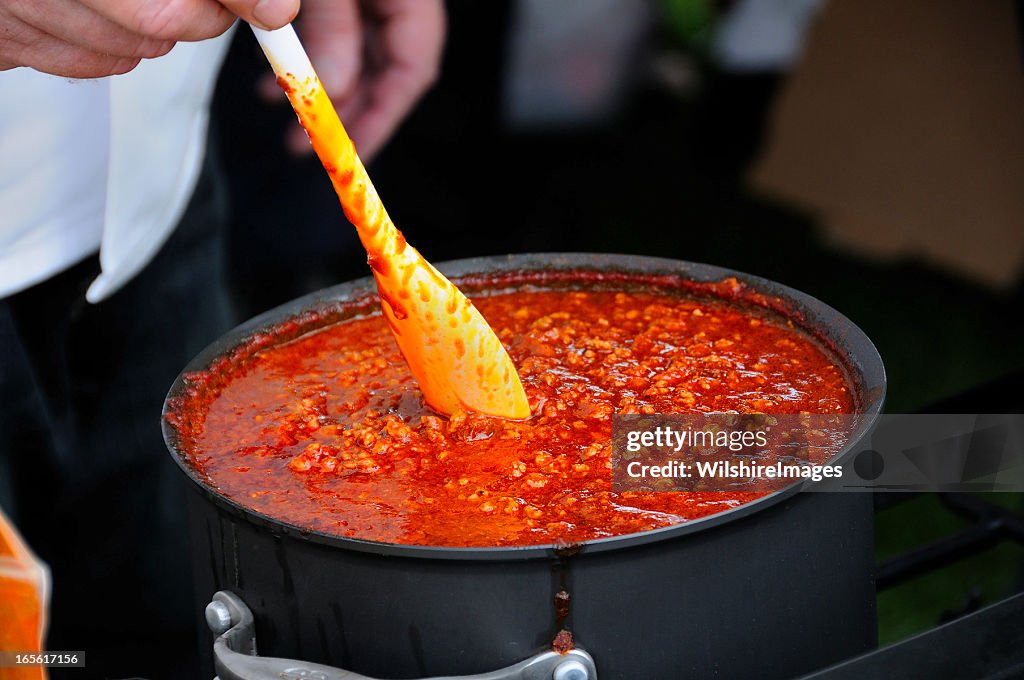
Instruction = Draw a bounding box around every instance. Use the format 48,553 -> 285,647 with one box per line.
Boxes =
207,591 -> 597,680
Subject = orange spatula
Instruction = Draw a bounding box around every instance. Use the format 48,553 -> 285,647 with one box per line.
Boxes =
251,24 -> 530,420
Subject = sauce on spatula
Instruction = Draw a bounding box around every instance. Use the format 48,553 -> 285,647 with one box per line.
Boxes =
254,26 -> 529,419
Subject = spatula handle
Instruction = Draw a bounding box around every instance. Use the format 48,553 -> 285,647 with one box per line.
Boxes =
250,24 -> 316,83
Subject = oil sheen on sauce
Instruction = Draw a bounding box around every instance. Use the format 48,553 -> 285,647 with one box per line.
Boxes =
173,283 -> 854,547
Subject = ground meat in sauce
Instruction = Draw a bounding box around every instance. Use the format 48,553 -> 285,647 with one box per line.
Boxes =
177,287 -> 854,547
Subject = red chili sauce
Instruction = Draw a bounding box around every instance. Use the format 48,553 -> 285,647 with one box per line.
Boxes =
170,275 -> 855,547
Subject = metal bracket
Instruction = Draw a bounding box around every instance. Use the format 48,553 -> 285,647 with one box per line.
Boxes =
207,591 -> 598,680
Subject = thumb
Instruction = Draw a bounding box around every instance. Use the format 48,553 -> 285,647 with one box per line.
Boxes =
219,0 -> 300,30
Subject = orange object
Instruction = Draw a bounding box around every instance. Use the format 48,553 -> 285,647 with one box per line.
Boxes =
0,510 -> 48,680
253,25 -> 530,420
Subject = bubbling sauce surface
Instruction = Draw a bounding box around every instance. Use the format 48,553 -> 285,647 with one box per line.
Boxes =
173,281 -> 854,547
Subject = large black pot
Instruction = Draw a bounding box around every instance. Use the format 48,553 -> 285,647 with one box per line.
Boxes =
163,253 -> 886,680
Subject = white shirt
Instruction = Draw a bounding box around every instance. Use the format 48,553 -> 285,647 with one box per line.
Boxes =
0,31 -> 232,302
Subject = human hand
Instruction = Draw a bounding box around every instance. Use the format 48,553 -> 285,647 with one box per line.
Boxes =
0,0 -> 299,78
259,0 -> 446,161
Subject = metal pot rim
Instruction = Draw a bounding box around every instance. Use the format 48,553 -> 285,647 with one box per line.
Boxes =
162,252 -> 886,561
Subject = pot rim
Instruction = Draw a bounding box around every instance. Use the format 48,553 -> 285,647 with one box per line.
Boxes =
162,252 -> 886,561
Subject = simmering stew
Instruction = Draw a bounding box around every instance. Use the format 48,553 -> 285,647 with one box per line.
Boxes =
169,274 -> 854,547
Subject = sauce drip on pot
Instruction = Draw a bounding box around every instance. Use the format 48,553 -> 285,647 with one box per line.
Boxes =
172,283 -> 854,547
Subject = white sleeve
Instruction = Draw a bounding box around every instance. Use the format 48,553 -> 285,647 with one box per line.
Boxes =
86,27 -> 234,303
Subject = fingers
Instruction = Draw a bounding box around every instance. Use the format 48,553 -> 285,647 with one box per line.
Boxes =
1,0 -> 297,79
258,0 -> 445,160
299,0 -> 361,96
347,0 -> 445,159
0,12 -> 140,78
77,0 -> 236,42
218,0 -> 299,31
7,0 -> 174,60
257,0 -> 361,105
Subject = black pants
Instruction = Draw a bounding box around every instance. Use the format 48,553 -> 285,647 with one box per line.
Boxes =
0,153 -> 234,679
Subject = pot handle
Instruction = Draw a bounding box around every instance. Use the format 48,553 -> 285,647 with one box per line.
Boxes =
206,591 -> 597,680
